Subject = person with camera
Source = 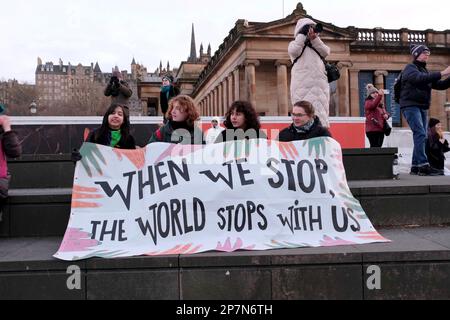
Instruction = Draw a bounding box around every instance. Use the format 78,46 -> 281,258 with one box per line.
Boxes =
426,118 -> 449,176
365,84 -> 390,148
104,70 -> 133,107
289,18 -> 331,128
399,44 -> 450,176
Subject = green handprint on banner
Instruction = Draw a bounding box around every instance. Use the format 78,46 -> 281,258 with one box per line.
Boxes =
223,140 -> 252,160
303,138 -> 327,158
79,143 -> 107,177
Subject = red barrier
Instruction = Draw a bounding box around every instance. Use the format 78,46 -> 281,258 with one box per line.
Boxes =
201,117 -> 366,149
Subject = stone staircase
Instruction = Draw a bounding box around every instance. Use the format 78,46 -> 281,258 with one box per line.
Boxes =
1,150 -> 450,300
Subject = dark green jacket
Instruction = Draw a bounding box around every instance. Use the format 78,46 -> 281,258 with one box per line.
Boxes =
149,122 -> 205,145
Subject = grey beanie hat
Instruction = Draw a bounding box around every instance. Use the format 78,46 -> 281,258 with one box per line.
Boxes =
366,84 -> 379,98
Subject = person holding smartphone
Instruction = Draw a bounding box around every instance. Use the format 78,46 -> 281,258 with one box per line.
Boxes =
426,118 -> 449,176
365,84 -> 390,148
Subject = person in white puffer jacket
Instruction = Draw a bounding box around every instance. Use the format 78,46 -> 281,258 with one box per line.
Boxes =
288,18 -> 331,128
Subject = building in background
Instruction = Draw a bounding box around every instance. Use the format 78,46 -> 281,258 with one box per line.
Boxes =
181,3 -> 450,128
34,57 -> 152,116
138,24 -> 210,116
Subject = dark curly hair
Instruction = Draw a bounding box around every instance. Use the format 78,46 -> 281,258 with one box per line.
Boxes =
223,101 -> 261,131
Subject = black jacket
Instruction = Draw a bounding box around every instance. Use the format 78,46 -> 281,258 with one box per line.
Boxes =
104,81 -> 133,106
215,128 -> 267,144
88,129 -> 136,150
426,135 -> 450,170
400,61 -> 450,110
1,131 -> 22,159
278,117 -> 331,142
160,86 -> 180,115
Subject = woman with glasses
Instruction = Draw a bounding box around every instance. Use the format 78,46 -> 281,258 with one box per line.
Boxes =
278,101 -> 331,142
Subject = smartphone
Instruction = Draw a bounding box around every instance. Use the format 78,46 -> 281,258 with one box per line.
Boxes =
383,90 -> 391,95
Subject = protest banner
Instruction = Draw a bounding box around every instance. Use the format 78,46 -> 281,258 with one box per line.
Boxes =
55,138 -> 389,261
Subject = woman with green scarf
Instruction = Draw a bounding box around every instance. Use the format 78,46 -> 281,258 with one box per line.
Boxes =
87,103 -> 136,149
160,75 -> 180,122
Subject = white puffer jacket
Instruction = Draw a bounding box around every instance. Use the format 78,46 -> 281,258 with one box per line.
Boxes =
288,18 -> 331,128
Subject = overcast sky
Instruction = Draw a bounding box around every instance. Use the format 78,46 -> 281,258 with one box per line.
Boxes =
1,0 -> 449,83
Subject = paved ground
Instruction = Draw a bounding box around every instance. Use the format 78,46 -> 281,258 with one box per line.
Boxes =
1,226 -> 450,264
349,174 -> 450,188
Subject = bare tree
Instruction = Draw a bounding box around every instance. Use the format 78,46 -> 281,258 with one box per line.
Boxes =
5,83 -> 37,116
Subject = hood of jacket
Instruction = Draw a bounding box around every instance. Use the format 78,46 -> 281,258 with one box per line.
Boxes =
294,18 -> 316,37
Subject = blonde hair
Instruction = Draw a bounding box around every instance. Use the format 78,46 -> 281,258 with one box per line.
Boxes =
166,95 -> 200,127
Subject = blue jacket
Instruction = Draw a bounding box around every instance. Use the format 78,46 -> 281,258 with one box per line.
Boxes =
400,61 -> 450,110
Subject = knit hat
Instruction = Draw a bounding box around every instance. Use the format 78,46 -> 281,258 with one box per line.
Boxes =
162,75 -> 173,83
366,84 -> 379,98
429,118 -> 440,129
410,44 -> 430,60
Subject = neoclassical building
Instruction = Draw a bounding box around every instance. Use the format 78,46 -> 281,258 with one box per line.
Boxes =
181,3 -> 450,128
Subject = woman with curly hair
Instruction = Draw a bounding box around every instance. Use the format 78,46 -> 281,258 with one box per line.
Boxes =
215,101 -> 267,143
149,95 -> 205,145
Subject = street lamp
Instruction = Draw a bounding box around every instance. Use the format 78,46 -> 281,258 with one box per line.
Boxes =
29,101 -> 37,114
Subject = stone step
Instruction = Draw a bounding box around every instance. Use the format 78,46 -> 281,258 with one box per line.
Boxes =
0,227 -> 449,300
0,189 -> 71,238
7,148 -> 398,190
1,175 -> 449,238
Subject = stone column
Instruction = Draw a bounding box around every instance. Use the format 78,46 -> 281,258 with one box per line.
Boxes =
211,90 -> 216,116
275,60 -> 290,116
245,60 -> 260,107
217,85 -> 223,116
425,29 -> 434,45
209,94 -> 213,116
222,81 -> 228,116
374,70 -> 388,90
349,69 -> 360,117
233,68 -> 240,101
337,62 -> 353,117
227,74 -> 234,108
400,28 -> 409,45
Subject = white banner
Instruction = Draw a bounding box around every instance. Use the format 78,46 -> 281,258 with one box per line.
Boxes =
55,138 -> 389,261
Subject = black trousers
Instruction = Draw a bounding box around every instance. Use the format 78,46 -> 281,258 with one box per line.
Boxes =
367,132 -> 385,148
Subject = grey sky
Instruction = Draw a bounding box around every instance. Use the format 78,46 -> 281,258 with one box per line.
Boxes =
1,0 -> 448,83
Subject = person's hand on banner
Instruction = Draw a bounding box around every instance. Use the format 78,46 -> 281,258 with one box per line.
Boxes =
79,143 -> 107,177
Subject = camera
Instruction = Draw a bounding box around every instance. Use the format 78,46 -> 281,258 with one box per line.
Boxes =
110,76 -> 120,85
300,23 -> 323,36
313,23 -> 323,34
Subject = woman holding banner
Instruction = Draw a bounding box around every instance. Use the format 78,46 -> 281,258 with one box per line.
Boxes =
149,95 -> 205,145
215,101 -> 267,143
87,104 -> 136,150
278,101 -> 331,142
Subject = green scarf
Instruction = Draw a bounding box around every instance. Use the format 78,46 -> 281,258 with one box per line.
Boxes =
110,130 -> 122,148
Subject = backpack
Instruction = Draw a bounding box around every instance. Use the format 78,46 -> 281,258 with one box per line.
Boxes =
393,72 -> 404,104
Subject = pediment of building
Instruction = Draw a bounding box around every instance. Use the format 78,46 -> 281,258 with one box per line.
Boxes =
245,15 -> 356,41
